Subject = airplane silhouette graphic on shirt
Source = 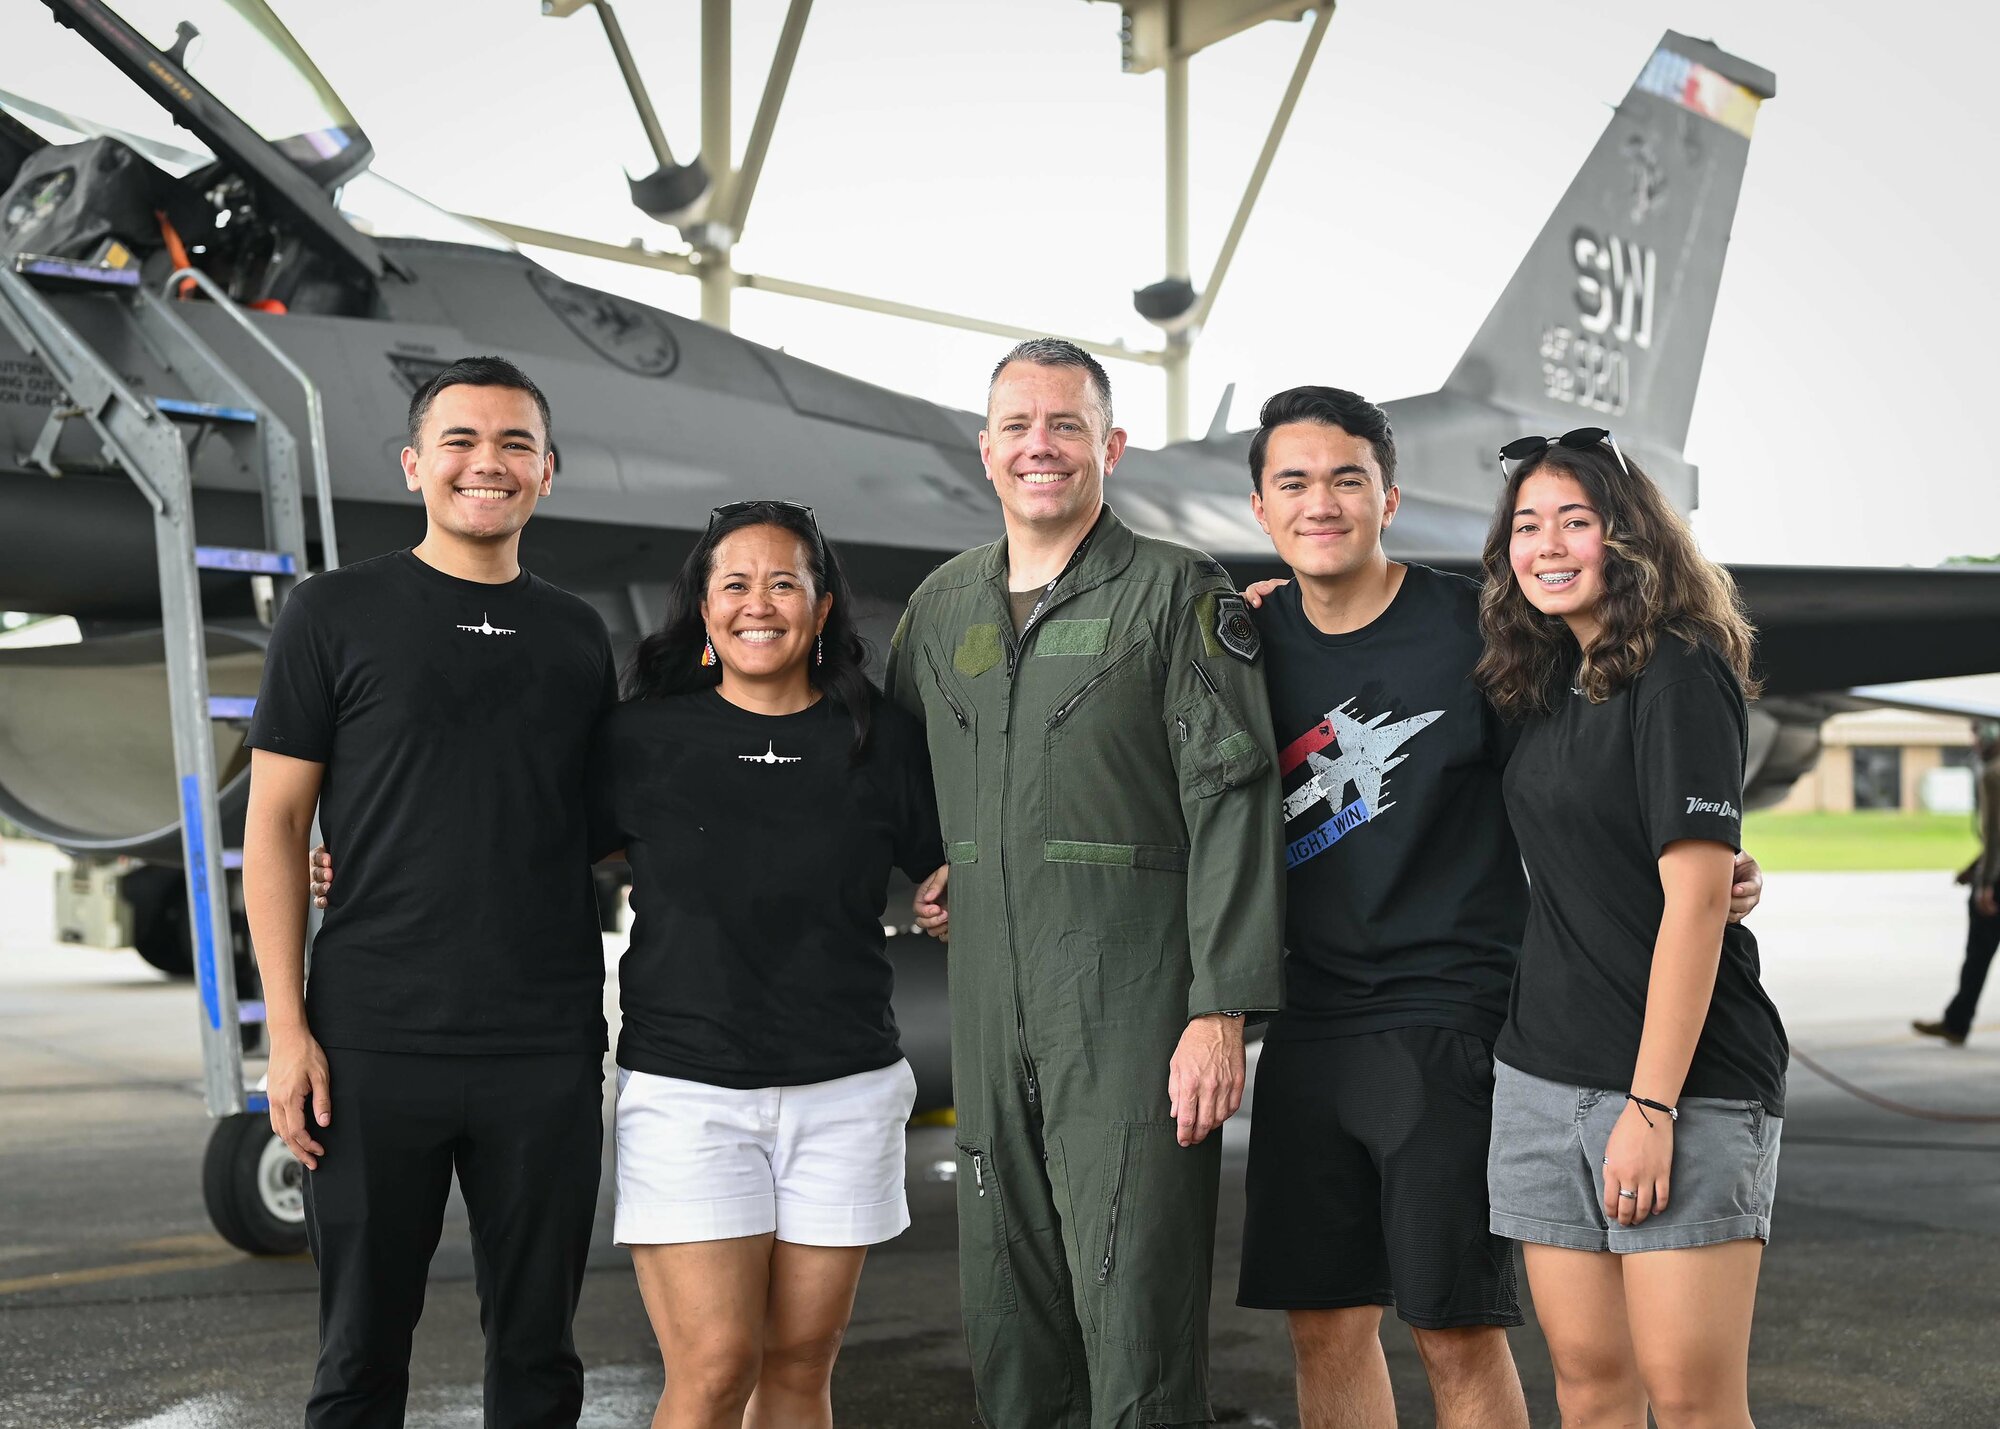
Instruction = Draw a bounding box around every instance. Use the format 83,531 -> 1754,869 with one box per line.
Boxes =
1282,701 -> 1445,824
455,613 -> 516,636
738,742 -> 803,765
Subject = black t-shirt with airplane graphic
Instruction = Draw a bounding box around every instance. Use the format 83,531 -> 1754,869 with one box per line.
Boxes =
1255,564 -> 1523,1044
248,550 -> 618,1055
595,687 -> 944,1089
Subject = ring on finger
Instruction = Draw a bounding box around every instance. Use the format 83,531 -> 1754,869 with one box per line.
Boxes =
1617,1188 -> 1637,1199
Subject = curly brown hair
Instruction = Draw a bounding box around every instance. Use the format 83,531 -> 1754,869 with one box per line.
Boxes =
1473,442 -> 1759,716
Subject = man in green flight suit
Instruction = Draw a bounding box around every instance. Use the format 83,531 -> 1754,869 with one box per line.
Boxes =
887,338 -> 1286,1428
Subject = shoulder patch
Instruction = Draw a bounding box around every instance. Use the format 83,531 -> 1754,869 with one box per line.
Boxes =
1196,558 -> 1229,579
1214,593 -> 1261,664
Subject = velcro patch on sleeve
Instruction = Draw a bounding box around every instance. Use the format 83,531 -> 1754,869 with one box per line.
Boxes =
955,623 -> 1002,677
1214,594 -> 1260,663
1034,618 -> 1111,657
1194,591 -> 1224,659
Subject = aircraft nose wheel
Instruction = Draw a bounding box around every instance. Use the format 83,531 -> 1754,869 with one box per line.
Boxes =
201,1111 -> 310,1256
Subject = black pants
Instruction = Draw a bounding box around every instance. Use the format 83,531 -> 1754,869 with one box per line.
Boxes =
1943,889 -> 2000,1037
302,1048 -> 605,1429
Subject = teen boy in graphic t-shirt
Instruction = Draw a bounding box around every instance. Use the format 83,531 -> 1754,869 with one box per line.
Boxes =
243,357 -> 616,1429
1232,386 -> 1762,1429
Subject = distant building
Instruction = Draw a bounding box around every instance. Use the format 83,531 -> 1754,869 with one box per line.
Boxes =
1774,708 -> 1978,813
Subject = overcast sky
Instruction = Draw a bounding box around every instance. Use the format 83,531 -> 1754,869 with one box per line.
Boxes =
8,0 -> 1997,568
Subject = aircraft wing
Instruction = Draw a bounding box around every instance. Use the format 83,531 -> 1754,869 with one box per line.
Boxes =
1313,558 -> 2000,701
1729,565 -> 2000,698
1844,675 -> 2000,722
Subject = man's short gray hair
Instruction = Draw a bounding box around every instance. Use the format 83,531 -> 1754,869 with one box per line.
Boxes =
987,337 -> 1114,434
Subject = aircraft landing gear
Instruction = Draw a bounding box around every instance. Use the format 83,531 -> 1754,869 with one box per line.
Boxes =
202,1112 -> 309,1256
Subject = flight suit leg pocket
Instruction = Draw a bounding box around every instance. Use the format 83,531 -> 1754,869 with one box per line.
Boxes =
1044,1136 -> 1098,1338
954,1133 -> 1017,1318
1093,1121 -> 1209,1350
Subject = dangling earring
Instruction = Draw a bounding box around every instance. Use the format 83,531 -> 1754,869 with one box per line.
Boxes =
701,636 -> 717,668
815,634 -> 824,667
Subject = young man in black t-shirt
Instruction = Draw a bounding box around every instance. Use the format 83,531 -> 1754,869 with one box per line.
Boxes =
1233,388 -> 1761,1429
244,357 -> 617,1428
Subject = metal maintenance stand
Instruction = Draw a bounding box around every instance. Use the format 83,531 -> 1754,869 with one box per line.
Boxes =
0,253 -> 333,1253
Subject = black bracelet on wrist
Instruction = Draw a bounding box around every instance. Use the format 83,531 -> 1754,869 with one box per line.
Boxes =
1626,1093 -> 1678,1127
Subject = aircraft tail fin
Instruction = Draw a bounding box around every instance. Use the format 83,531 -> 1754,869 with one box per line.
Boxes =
1443,32 -> 1775,455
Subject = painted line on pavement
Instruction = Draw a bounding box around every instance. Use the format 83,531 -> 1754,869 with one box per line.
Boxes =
0,1250 -> 248,1296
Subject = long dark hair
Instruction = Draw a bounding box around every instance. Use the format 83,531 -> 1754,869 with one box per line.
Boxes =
626,502 -> 877,757
1474,443 -> 1759,717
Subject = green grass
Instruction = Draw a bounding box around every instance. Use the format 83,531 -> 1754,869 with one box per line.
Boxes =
1741,811 -> 1981,872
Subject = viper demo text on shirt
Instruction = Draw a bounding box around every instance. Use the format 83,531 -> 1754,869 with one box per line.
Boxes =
1496,634 -> 1788,1113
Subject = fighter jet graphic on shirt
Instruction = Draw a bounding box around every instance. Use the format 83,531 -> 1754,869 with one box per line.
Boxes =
455,613 -> 516,636
738,742 -> 803,765
1282,701 -> 1445,824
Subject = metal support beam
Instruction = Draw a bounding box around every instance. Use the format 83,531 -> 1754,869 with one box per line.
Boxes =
1164,33 -> 1192,442
460,217 -> 1158,367
1165,53 -> 1190,282
727,0 -> 813,238
699,0 -> 733,328
738,271 -> 1166,367
594,0 -> 680,173
1187,3 -> 1329,333
465,218 -> 697,275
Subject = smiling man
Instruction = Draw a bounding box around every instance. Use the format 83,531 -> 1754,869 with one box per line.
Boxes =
886,338 -> 1284,1428
242,356 -> 617,1428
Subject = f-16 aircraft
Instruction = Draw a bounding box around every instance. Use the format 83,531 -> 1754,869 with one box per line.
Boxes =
1281,703 -> 1446,829
1,0 -> 1996,1250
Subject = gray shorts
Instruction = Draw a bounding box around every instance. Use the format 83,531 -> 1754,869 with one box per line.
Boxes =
1488,1060 -> 1781,1254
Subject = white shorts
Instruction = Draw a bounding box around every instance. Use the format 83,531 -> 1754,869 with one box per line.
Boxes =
613,1059 -> 917,1247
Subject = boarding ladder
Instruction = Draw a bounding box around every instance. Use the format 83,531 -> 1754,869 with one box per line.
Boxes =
0,254 -> 336,1249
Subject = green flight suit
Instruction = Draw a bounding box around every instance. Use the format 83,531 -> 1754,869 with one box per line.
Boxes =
886,505 -> 1285,1429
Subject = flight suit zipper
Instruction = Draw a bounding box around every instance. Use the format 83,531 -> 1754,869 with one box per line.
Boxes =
998,574 -> 1095,1115
1005,525 -> 1099,677
1096,1145 -> 1129,1285
969,1147 -> 987,1197
923,648 -> 967,729
1046,639 -> 1147,729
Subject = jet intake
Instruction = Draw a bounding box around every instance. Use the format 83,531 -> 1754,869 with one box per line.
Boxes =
0,626 -> 265,862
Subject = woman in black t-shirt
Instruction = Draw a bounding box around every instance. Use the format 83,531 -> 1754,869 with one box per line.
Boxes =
601,501 -> 948,1429
1473,432 -> 1787,1428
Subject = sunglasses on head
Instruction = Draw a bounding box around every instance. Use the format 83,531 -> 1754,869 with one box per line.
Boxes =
1498,427 -> 1632,481
706,499 -> 823,550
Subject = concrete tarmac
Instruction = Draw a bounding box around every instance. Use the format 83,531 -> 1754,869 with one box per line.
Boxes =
3,835 -> 1998,1427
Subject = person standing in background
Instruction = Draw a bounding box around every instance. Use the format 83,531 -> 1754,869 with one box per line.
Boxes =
1914,718 -> 2000,1046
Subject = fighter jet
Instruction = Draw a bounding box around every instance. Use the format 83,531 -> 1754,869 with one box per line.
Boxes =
2,0 -> 1994,980
1281,703 -> 1446,826
1,1 -> 1996,1247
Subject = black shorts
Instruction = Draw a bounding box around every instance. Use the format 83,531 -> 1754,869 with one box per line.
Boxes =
1237,1025 -> 1521,1329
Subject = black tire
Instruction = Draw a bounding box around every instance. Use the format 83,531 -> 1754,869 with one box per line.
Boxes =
123,867 -> 193,978
202,1111 -> 309,1256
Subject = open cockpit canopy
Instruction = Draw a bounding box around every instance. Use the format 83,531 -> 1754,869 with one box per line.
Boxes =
0,1 -> 512,311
